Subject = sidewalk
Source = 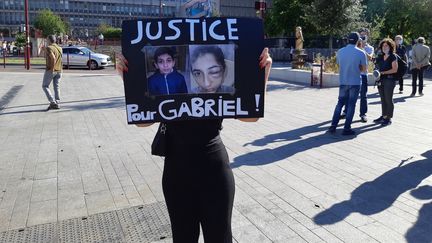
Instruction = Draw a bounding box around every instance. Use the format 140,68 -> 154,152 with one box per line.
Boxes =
0,67 -> 431,242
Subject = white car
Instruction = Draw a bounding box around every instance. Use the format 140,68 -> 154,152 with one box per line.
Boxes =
62,46 -> 111,69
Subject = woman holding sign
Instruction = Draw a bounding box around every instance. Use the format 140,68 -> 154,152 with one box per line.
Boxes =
118,48 -> 271,242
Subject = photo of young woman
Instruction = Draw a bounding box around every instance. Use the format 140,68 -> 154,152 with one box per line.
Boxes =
189,44 -> 235,94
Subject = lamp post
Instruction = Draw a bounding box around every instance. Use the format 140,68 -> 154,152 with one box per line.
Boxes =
159,0 -> 166,17
24,0 -> 30,70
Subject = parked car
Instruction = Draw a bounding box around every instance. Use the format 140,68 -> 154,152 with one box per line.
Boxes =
62,46 -> 111,69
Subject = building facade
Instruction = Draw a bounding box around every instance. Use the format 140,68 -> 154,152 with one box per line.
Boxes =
0,0 -> 271,38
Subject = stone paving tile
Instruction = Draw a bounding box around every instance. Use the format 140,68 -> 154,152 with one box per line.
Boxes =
0,69 -> 432,243
27,199 -> 57,227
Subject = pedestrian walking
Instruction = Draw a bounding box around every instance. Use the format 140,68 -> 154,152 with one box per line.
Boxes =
374,38 -> 399,126
328,32 -> 367,135
410,37 -> 431,96
42,35 -> 63,110
395,35 -> 408,94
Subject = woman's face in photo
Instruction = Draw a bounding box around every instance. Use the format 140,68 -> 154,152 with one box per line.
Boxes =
191,53 -> 225,93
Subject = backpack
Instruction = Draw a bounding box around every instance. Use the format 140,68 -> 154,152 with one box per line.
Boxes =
395,54 -> 408,79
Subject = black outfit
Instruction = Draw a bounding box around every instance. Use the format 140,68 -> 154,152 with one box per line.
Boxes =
395,45 -> 407,92
163,119 -> 235,243
411,66 -> 427,95
376,53 -> 397,119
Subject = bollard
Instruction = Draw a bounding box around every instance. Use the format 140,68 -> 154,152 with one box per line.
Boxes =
319,59 -> 323,88
113,51 -> 116,70
311,60 -> 324,88
88,51 -> 91,70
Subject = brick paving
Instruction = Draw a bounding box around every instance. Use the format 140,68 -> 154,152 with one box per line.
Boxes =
0,67 -> 431,242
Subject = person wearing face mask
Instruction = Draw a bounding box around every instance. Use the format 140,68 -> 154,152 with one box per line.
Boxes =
411,37 -> 431,96
374,38 -> 399,126
395,35 -> 408,94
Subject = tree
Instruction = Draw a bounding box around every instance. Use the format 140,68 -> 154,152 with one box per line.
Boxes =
95,23 -> 121,39
96,23 -> 110,35
34,9 -> 67,37
264,0 -> 314,36
305,0 -> 366,50
14,32 -> 26,48
364,0 -> 432,42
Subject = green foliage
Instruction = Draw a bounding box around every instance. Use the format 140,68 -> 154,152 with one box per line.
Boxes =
305,0 -> 366,38
102,27 -> 122,39
34,9 -> 67,37
266,0 -> 432,45
96,24 -> 121,38
96,23 -> 110,35
314,53 -> 339,73
14,32 -> 26,48
264,0 -> 314,36
364,0 -> 432,41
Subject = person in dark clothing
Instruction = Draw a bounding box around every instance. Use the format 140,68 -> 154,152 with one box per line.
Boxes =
374,38 -> 398,126
410,37 -> 431,96
394,35 -> 408,94
117,48 -> 273,243
148,47 -> 188,95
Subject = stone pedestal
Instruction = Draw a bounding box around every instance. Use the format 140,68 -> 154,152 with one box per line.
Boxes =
292,49 -> 307,69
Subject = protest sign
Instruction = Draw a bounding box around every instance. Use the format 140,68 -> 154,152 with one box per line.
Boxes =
122,17 -> 264,124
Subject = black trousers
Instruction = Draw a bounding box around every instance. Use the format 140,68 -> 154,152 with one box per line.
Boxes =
412,66 -> 426,94
398,76 -> 404,91
378,78 -> 396,118
162,146 -> 235,243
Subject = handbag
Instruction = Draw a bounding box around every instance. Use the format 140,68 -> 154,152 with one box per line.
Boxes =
151,123 -> 167,157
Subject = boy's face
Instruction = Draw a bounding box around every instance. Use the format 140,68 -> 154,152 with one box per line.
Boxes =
155,53 -> 175,75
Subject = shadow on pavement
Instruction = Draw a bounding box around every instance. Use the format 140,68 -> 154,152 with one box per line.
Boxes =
231,120 -> 382,169
0,96 -> 124,115
313,150 -> 432,242
368,94 -> 419,105
267,78 -> 311,92
406,185 -> 432,242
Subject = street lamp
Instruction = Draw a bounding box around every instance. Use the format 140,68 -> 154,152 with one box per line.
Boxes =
24,0 -> 30,70
159,0 -> 166,17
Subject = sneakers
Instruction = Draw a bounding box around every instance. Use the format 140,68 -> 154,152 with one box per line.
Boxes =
419,92 -> 424,96
342,129 -> 356,136
381,118 -> 392,126
373,116 -> 384,123
360,115 -> 368,123
48,102 -> 60,110
410,93 -> 415,97
399,90 -> 403,94
340,112 -> 346,119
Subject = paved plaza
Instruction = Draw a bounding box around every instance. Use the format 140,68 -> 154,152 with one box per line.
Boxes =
0,66 -> 431,242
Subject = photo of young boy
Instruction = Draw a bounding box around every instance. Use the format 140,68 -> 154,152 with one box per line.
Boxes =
146,46 -> 188,96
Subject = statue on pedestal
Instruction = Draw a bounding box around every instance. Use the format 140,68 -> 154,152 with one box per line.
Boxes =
292,26 -> 307,69
295,26 -> 304,50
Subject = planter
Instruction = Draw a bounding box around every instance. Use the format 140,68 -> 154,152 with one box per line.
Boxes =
270,67 -> 375,87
